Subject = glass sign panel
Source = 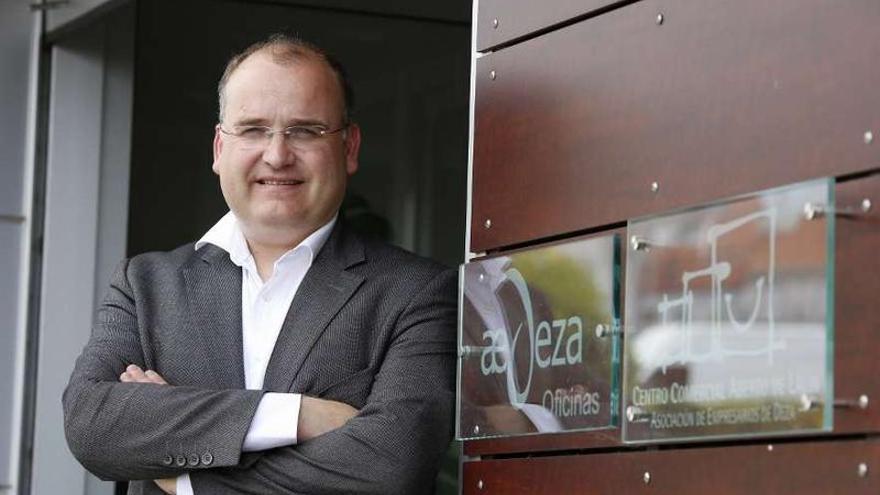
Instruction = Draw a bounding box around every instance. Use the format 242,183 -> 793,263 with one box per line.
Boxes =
623,178 -> 834,443
457,234 -> 620,439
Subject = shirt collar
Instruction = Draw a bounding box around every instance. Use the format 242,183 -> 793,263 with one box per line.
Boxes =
195,211 -> 337,268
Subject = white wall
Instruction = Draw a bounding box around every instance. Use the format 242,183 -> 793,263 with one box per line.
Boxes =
0,0 -> 40,492
31,4 -> 134,494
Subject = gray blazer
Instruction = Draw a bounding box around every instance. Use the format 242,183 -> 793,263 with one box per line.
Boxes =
63,221 -> 457,494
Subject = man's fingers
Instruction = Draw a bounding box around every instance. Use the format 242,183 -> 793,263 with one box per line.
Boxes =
119,364 -> 169,385
145,370 -> 168,385
126,364 -> 147,381
154,478 -> 176,494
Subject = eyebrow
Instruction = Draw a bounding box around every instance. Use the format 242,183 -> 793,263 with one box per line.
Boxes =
232,117 -> 271,126
231,117 -> 330,127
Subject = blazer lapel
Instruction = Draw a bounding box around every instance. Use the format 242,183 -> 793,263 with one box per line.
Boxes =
262,222 -> 365,392
181,244 -> 246,389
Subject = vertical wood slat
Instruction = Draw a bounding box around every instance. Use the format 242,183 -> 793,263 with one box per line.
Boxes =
831,174 -> 880,432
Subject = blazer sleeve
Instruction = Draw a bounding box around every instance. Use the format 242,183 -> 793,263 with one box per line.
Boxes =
62,259 -> 265,481
188,267 -> 458,495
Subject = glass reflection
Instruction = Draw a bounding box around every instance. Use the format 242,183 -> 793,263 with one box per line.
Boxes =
458,235 -> 619,439
623,178 -> 833,443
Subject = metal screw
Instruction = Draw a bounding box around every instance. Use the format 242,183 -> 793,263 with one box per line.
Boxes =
493,18 -> 499,29
478,479 -> 485,490
627,406 -> 651,423
474,425 -> 480,435
656,13 -> 664,25
865,131 -> 874,144
595,324 -> 608,338
767,444 -> 774,452
858,463 -> 868,478
484,219 -> 492,229
799,394 -> 815,412
651,181 -> 660,193
833,395 -> 872,409
803,203 -> 826,221
478,273 -> 485,282
490,70 -> 497,80
643,471 -> 652,484
631,235 -> 652,251
862,199 -> 872,212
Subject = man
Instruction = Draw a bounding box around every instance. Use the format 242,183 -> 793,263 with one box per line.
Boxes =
63,34 -> 457,494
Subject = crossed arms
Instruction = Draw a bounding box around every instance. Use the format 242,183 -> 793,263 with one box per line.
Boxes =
116,365 -> 358,493
63,257 -> 457,494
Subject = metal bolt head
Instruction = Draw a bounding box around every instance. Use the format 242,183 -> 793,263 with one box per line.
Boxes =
804,204 -> 816,220
803,203 -> 825,221
643,471 -> 652,484
799,394 -> 814,412
865,131 -> 874,144
858,463 -> 868,478
859,394 -> 870,409
656,13 -> 664,25
474,425 -> 480,435
651,181 -> 660,193
862,199 -> 872,212
484,219 -> 492,229
767,444 -> 774,452
595,324 -> 607,338
478,479 -> 485,490
478,273 -> 485,282
626,406 -> 637,422
493,18 -> 499,29
631,235 -> 651,252
490,70 -> 497,80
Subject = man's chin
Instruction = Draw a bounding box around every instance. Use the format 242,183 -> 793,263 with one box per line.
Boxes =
239,212 -> 328,242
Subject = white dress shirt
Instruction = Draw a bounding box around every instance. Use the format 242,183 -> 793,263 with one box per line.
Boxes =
176,212 -> 336,494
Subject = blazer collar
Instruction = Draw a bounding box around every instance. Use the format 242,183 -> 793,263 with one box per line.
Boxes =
181,220 -> 367,392
262,220 -> 366,392
181,243 -> 246,389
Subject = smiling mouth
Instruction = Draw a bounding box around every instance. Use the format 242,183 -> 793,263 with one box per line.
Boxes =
257,179 -> 303,185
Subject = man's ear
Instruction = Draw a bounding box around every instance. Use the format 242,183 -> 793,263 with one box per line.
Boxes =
344,123 -> 361,175
212,125 -> 223,175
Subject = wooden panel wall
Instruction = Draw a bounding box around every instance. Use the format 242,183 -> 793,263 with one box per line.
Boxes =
464,175 -> 880,457
464,0 -> 880,491
463,438 -> 880,494
476,0 -> 624,50
471,0 -> 879,253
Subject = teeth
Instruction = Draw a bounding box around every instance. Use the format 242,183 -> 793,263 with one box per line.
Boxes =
261,180 -> 298,185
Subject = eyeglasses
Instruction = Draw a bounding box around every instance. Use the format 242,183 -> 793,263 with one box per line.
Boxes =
217,123 -> 348,150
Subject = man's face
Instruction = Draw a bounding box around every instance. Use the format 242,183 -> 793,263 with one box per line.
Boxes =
212,51 -> 360,242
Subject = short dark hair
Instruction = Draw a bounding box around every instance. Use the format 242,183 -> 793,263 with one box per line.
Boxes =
217,33 -> 354,124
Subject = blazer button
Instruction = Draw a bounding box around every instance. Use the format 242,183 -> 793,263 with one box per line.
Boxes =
175,455 -> 187,467
162,454 -> 173,466
188,454 -> 200,466
201,452 -> 214,466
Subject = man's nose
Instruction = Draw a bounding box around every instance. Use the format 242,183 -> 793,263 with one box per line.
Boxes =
261,133 -> 294,168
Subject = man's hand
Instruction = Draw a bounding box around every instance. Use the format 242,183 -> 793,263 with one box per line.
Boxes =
153,478 -> 176,495
120,364 -> 168,385
297,396 -> 358,441
119,365 -> 175,494
118,366 -> 357,487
